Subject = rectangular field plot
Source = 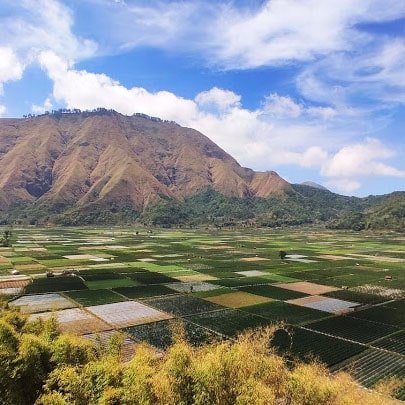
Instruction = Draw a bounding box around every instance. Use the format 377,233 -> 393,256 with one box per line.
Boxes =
307,316 -> 399,343
9,293 -> 76,314
350,301 -> 405,327
336,349 -> 405,400
83,330 -> 138,362
0,276 -> 31,289
30,308 -> 111,335
185,308 -> 270,337
210,277 -> 272,288
287,295 -> 359,314
271,326 -> 366,367
242,301 -> 326,325
235,270 -> 268,277
65,289 -> 127,306
85,278 -> 139,290
128,272 -> 177,284
274,281 -> 339,295
125,319 -> 221,350
165,282 -> 219,293
87,301 -> 172,328
371,331 -> 405,355
205,291 -> 272,308
25,276 -> 88,294
238,284 -> 308,301
113,285 -> 177,299
143,295 -> 224,316
240,257 -> 270,262
323,289 -> 391,305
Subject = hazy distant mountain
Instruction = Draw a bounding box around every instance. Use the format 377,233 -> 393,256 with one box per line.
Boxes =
300,181 -> 329,191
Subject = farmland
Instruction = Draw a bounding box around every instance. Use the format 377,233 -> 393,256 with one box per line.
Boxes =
1,226 -> 404,399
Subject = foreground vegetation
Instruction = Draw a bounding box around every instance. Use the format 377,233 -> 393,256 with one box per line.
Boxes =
0,306 -> 397,405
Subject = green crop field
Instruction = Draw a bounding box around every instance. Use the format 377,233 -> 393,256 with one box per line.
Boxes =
1,226 -> 404,399
65,289 -> 126,306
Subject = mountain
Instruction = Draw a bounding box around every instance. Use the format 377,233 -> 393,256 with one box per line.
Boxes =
0,110 -> 291,222
300,181 -> 329,191
0,109 -> 403,229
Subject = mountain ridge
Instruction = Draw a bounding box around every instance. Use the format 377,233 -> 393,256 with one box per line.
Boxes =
0,110 -> 291,214
0,109 -> 403,229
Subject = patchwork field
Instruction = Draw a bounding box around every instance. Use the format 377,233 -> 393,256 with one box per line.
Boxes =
1,227 -> 404,398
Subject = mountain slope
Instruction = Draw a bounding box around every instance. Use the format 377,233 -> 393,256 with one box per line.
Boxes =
0,110 -> 291,215
0,110 -> 403,229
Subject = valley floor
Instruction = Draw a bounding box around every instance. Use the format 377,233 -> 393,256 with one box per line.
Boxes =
1,227 -> 404,400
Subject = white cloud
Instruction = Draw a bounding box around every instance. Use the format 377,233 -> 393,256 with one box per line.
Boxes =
263,94 -> 303,118
0,0 -> 96,62
195,87 -> 241,112
321,138 -> 405,178
32,97 -> 53,114
0,0 -> 96,93
38,52 -> 405,196
39,51 -> 199,123
0,105 -> 6,116
0,47 -> 23,93
326,178 -> 361,194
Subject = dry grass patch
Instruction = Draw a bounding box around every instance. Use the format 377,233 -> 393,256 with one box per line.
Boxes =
317,255 -> 353,261
0,255 -> 11,264
175,274 -> 218,282
14,263 -> 47,271
347,254 -> 405,263
274,281 -> 339,295
206,291 -> 272,308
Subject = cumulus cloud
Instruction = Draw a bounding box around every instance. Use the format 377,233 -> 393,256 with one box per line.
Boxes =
31,97 -> 53,114
322,138 -> 405,178
0,0 -> 96,91
0,105 -> 7,116
325,178 -> 362,194
195,87 -> 241,113
37,52 -> 405,196
0,47 -> 23,93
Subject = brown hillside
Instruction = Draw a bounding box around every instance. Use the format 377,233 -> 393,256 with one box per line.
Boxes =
0,111 -> 292,211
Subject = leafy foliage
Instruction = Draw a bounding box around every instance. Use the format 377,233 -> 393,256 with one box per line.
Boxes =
2,185 -> 404,231
0,306 -> 394,405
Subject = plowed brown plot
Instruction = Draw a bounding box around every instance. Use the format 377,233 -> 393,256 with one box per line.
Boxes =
240,257 -> 270,262
30,308 -> 111,335
0,278 -> 31,289
14,263 -> 46,271
0,256 -> 11,263
9,293 -> 76,314
274,281 -> 339,295
205,291 -> 272,308
87,301 -> 173,328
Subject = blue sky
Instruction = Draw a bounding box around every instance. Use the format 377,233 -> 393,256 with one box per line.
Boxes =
0,0 -> 404,196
